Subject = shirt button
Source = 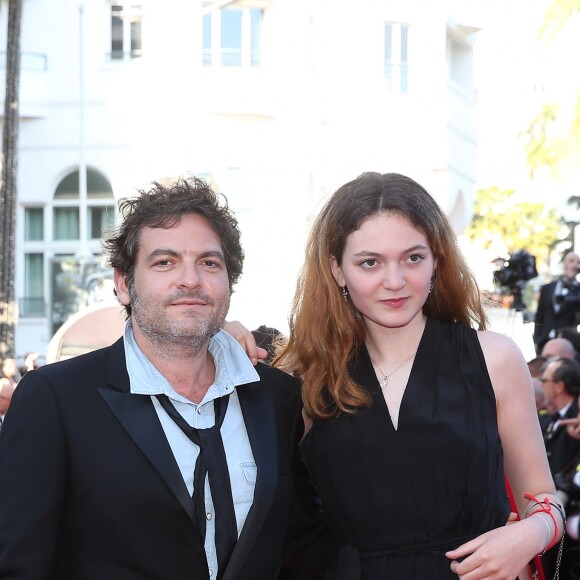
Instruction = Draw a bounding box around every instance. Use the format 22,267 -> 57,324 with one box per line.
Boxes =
209,570 -> 213,577
206,512 -> 212,521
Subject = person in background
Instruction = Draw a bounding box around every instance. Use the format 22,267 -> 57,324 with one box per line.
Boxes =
534,251 -> 580,354
533,377 -> 549,412
551,450 -> 580,573
527,356 -> 552,433
251,325 -> 283,364
539,357 -> 580,578
541,337 -> 576,361
557,326 -> 580,367
528,355 -> 548,378
0,176 -> 329,579
0,358 -> 20,387
0,379 -> 16,430
18,352 -> 41,378
539,358 -> 580,475
273,172 -> 563,579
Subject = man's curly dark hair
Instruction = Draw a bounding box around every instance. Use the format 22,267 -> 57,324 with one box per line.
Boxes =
103,175 -> 244,317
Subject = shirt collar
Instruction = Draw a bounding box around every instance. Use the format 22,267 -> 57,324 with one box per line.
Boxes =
123,319 -> 259,403
558,401 -> 573,418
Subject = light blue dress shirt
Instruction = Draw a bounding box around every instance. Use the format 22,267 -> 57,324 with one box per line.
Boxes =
123,320 -> 260,578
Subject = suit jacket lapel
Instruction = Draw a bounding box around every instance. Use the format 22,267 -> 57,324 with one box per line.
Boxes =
547,399 -> 580,442
222,379 -> 278,580
98,339 -> 196,524
565,399 -> 579,420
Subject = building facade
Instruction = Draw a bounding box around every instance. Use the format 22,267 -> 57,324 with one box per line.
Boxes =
0,0 -> 481,360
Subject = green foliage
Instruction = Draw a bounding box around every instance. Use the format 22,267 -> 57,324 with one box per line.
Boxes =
522,104 -> 566,176
524,0 -> 580,175
465,186 -> 563,265
538,0 -> 580,41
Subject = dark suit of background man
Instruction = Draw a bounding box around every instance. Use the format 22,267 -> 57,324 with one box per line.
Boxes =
539,358 -> 580,580
0,177 -> 329,579
534,251 -> 580,354
540,357 -> 580,475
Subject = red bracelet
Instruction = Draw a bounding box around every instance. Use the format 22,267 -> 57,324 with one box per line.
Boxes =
524,493 -> 560,550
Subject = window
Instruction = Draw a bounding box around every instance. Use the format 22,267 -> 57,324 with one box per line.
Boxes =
111,4 -> 143,60
20,168 -> 116,324
53,169 -> 115,241
25,208 -> 44,241
202,13 -> 212,66
202,5 -> 263,68
21,253 -> 45,317
54,208 -> 80,240
55,169 -> 114,199
384,22 -> 410,94
221,8 -> 243,66
89,206 -> 115,239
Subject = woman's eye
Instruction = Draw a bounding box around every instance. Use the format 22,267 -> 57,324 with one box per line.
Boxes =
408,254 -> 423,263
361,259 -> 378,268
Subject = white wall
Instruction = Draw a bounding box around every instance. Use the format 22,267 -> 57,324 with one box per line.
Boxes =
2,0 -> 480,356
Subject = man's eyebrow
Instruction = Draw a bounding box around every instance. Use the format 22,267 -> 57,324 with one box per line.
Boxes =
198,250 -> 225,261
145,249 -> 225,261
145,248 -> 180,261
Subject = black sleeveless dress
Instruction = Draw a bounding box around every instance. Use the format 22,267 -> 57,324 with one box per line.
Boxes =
300,318 -> 510,579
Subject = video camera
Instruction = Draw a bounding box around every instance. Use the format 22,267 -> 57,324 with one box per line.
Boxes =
494,249 -> 538,288
493,250 -> 538,312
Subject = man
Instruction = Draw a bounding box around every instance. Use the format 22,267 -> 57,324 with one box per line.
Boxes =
251,325 -> 283,364
541,337 -> 576,361
534,251 -> 580,353
540,357 -> 580,475
0,177 -> 328,579
0,357 -> 19,386
0,379 -> 15,429
539,360 -> 580,580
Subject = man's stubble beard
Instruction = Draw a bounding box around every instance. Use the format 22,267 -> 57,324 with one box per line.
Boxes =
129,284 -> 230,357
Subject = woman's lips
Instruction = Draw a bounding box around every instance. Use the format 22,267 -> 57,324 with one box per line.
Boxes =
381,297 -> 409,308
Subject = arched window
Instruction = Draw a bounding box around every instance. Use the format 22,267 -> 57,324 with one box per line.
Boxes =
20,169 -> 117,321
53,169 -> 115,240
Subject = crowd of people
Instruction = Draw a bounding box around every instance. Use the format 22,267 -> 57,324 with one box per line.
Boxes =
525,332 -> 580,578
0,172 -> 576,580
0,353 -> 41,431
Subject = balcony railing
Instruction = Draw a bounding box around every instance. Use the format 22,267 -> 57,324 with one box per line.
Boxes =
202,48 -> 261,68
107,49 -> 143,62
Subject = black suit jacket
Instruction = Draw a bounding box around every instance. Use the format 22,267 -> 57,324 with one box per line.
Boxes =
0,339 -> 330,579
534,280 -> 579,351
544,398 -> 580,476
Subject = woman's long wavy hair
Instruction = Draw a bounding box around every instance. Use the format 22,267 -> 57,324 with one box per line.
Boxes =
275,172 -> 487,420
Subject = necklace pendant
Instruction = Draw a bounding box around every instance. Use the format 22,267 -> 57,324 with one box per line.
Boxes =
379,376 -> 388,390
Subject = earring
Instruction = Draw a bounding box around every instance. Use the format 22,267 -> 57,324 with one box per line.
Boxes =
342,286 -> 348,301
429,281 -> 433,294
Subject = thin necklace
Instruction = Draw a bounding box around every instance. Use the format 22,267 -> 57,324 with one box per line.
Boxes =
369,350 -> 417,390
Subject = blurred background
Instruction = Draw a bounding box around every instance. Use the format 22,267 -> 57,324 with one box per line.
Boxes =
0,0 -> 579,364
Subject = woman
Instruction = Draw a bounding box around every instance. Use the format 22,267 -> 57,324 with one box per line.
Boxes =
273,172 -> 563,579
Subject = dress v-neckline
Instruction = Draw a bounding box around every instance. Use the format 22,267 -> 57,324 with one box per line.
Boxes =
362,319 -> 431,432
